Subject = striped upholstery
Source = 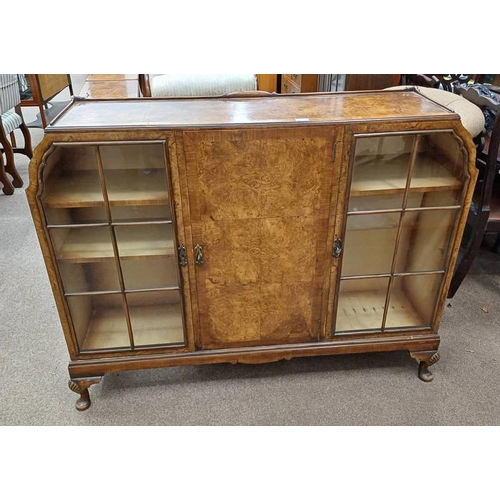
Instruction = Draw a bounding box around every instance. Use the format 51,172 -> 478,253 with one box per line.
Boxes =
0,74 -> 21,114
1,109 -> 22,135
150,74 -> 257,97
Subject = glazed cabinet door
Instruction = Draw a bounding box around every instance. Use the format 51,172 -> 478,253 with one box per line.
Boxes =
183,126 -> 341,349
37,141 -> 189,355
332,130 -> 470,335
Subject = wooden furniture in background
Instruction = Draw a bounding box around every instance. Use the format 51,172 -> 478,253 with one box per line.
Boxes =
27,90 -> 476,410
79,74 -> 140,99
344,74 -> 401,91
20,74 -> 73,128
256,74 -> 278,93
280,74 -> 318,93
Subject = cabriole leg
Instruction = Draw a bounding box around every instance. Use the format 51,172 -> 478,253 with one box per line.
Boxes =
0,152 -> 14,195
409,350 -> 440,382
68,377 -> 102,411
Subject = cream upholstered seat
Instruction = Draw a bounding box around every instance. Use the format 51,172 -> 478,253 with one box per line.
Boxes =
385,85 -> 485,138
147,74 -> 257,97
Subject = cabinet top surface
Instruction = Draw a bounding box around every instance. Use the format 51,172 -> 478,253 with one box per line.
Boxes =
48,90 -> 454,131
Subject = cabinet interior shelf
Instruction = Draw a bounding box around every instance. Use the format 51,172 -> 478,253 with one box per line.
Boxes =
351,155 -> 462,196
336,288 -> 425,332
43,169 -> 169,208
56,225 -> 174,263
81,304 -> 184,350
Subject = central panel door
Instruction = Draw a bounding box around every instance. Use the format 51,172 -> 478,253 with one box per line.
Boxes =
183,126 -> 338,349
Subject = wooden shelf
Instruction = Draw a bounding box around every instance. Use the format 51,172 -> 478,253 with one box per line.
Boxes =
336,288 -> 424,332
351,154 -> 462,197
57,225 -> 174,263
43,168 -> 169,208
81,304 -> 184,350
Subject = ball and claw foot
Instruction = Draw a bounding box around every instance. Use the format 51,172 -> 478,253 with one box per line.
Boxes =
68,377 -> 102,411
410,351 -> 440,382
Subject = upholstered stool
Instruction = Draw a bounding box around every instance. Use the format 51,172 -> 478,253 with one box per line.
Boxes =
146,74 -> 257,98
386,85 -> 485,138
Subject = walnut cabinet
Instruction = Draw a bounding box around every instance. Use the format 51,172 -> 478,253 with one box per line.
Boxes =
27,90 -> 477,410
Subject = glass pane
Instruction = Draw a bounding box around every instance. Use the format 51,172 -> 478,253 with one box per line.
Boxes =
50,226 -> 119,293
110,205 -> 171,223
58,260 -> 120,293
386,274 -> 444,329
341,213 -> 400,276
335,277 -> 389,333
67,294 -> 130,351
41,145 -> 107,225
348,194 -> 403,212
99,144 -> 170,216
406,189 -> 461,209
114,224 -> 176,289
410,133 -> 465,196
127,290 -> 184,346
395,209 -> 458,273
50,226 -> 115,263
349,134 -> 415,210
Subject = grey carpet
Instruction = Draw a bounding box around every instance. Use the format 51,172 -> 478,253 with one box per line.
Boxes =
1,76 -> 499,425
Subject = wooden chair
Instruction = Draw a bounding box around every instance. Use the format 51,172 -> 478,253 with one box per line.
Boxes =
447,84 -> 500,297
0,75 -> 33,195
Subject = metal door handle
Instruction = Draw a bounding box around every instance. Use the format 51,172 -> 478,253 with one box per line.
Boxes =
178,245 -> 187,267
333,237 -> 342,258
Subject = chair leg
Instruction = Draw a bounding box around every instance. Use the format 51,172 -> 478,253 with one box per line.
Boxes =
448,221 -> 487,298
0,152 -> 14,195
15,105 -> 33,159
0,126 -> 23,188
19,121 -> 33,159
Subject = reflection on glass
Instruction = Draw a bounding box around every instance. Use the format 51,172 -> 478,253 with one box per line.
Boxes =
68,293 -> 130,351
114,224 -> 176,290
335,278 -> 390,332
341,213 -> 400,276
100,144 -> 165,170
58,260 -> 120,293
110,205 -> 171,223
50,226 -> 115,263
350,135 -> 415,208
395,209 -> 458,273
41,145 -> 107,225
120,258 -> 179,291
386,274 -> 444,329
100,144 -> 170,215
411,133 -> 464,195
114,224 -> 173,259
127,290 -> 184,346
406,189 -> 461,209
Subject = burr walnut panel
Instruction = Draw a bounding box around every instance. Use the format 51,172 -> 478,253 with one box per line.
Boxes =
184,127 -> 338,348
